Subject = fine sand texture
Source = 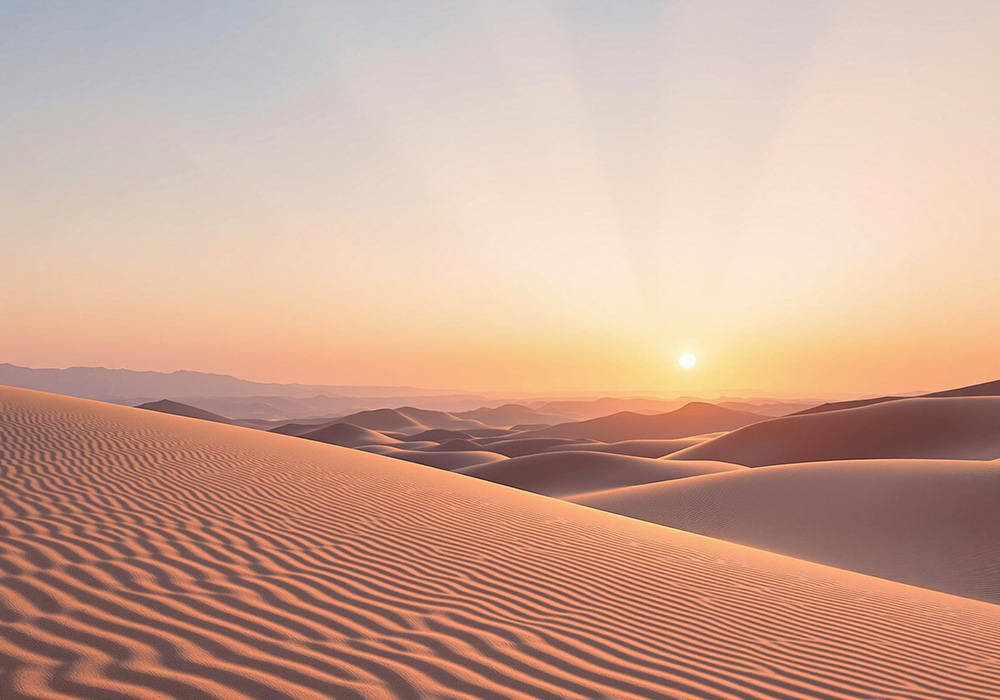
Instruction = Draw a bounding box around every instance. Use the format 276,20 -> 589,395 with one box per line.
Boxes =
2,387 -> 1000,699
574,459 -> 1000,604
458,451 -> 742,498
672,397 -> 1000,466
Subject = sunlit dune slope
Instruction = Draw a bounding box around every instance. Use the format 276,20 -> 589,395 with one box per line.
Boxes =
458,451 -> 742,498
674,397 -> 1000,466
524,402 -> 766,442
1,387 -> 999,699
574,459 -> 1000,604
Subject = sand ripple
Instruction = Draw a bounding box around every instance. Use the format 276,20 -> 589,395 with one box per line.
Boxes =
1,387 -> 999,699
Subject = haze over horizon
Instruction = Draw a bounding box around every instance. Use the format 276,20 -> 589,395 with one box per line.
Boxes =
4,1 -> 999,394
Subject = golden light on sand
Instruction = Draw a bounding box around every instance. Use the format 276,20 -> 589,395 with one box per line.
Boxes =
679,352 -> 697,369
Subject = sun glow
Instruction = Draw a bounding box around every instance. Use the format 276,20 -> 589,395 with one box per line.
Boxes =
679,352 -> 697,370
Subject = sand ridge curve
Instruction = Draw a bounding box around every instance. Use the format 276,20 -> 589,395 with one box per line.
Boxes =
1,387 -> 999,699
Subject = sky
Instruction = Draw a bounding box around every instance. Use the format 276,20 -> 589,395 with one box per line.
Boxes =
2,1 -> 999,396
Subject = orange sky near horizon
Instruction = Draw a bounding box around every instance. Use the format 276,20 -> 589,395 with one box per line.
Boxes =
3,1 -> 999,396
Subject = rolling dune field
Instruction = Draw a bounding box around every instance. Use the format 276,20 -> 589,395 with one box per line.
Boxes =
1,387 -> 999,699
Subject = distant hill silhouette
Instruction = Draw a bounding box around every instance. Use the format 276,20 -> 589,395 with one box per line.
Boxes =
0,362 -> 465,401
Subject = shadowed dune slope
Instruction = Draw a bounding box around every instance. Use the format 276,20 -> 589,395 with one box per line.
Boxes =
716,401 -> 820,417
324,407 -> 489,435
457,451 -> 743,498
136,398 -> 234,424
300,421 -> 400,447
2,387 -> 1000,700
327,408 -> 426,433
674,397 -> 1000,466
422,438 -> 486,452
573,459 -> 1000,604
792,396 -> 903,416
373,448 -> 506,470
927,378 -> 1000,398
544,438 -> 707,459
525,402 -> 766,442
474,437 -> 591,457
792,378 -> 1000,417
458,404 -> 569,428
396,407 -> 489,431
408,428 -> 473,442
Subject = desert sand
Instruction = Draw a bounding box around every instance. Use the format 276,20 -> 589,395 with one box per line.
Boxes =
358,446 -> 507,470
471,436 -> 593,457
2,385 -> 1000,700
137,398 -> 236,424
327,408 -> 488,435
672,396 -> 1000,465
300,421 -> 402,448
459,451 -> 742,498
575,459 -> 1000,604
523,402 -> 766,442
543,437 -> 709,458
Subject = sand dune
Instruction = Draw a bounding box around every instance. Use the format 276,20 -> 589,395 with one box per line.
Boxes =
324,408 -> 427,433
374,448 -> 506,470
792,378 -> 1000,417
422,438 -> 487,452
536,397 -> 687,421
1,387 -> 999,699
473,436 -> 593,457
574,459 -> 1000,604
674,396 -> 1000,466
716,400 -> 820,417
408,428 -> 473,442
793,395 -> 903,416
458,451 -> 743,498
137,398 -> 235,424
353,444 -> 402,455
927,378 -> 1000,398
457,403 -> 568,428
544,438 -> 708,459
329,407 -> 488,435
299,422 -> 400,448
523,402 -> 766,442
395,406 -> 490,431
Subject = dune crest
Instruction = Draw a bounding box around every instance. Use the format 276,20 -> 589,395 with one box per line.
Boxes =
574,458 -> 1000,603
674,396 -> 1000,466
459,451 -> 742,498
1,387 -> 999,699
137,398 -> 235,424
523,402 -> 766,442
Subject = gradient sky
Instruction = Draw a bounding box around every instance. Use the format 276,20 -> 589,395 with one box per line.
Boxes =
3,1 -> 999,395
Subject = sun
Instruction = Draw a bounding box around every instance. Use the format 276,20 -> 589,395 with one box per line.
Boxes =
679,352 -> 697,369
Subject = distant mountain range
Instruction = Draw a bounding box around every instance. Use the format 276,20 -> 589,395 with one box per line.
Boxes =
0,363 -> 475,402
